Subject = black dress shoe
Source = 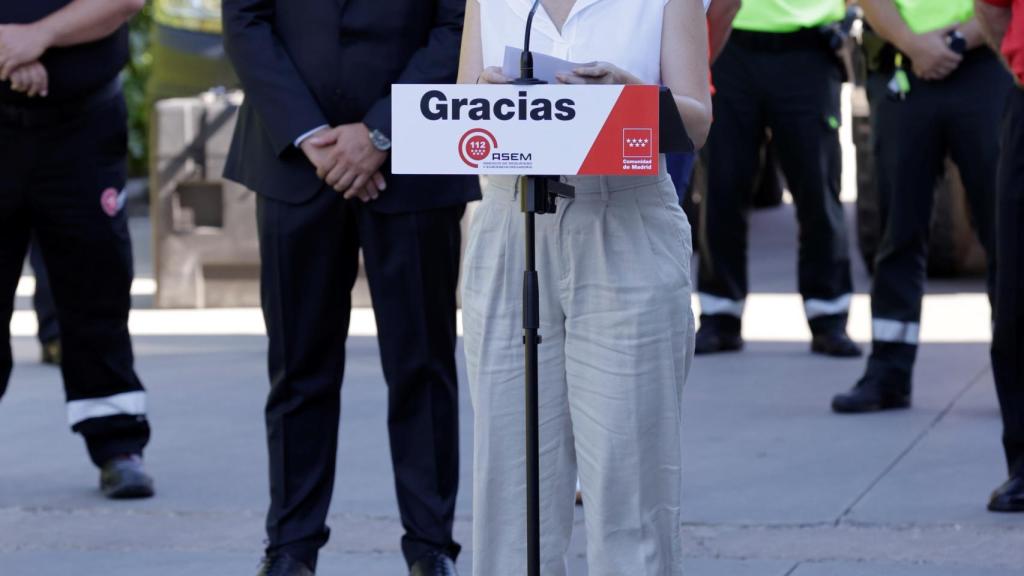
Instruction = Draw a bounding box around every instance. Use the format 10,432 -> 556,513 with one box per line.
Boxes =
988,475 -> 1024,513
256,554 -> 315,576
832,378 -> 911,414
694,322 -> 744,355
410,551 -> 458,576
811,331 -> 863,358
100,455 -> 155,499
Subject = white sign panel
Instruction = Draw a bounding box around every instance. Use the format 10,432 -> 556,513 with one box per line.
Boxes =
391,84 -> 660,176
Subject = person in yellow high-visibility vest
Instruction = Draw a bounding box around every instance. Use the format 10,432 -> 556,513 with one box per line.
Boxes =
832,0 -> 1013,414
696,0 -> 863,358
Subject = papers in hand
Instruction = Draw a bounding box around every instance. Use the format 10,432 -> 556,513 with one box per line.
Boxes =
502,46 -> 590,84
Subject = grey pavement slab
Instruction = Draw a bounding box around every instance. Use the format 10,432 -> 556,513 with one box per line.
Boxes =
846,371 -> 1020,527
0,551 -> 794,576
680,341 -> 992,526
0,552 -> 447,576
791,561 -> 1022,576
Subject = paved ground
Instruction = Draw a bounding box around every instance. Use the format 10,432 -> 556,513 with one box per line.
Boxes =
1,197 -> 1020,576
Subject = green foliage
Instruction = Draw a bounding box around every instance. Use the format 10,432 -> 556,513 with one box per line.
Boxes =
123,3 -> 154,176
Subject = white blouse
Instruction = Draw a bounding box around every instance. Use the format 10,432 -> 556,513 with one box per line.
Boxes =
478,0 -> 709,86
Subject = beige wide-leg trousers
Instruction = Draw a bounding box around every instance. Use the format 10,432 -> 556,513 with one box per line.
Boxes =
463,169 -> 696,576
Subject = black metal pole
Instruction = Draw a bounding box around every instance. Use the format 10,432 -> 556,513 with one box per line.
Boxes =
521,177 -> 541,576
516,5 -> 548,574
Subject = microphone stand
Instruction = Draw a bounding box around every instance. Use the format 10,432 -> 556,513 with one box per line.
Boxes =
513,3 -> 574,575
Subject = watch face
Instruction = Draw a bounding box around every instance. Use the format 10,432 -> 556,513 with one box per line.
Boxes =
947,32 -> 966,55
370,130 -> 392,151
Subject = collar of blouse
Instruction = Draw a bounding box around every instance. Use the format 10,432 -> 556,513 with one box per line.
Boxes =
504,0 -> 612,41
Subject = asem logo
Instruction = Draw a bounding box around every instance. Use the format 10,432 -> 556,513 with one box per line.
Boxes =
623,128 -> 653,159
459,128 -> 498,168
492,152 -> 532,161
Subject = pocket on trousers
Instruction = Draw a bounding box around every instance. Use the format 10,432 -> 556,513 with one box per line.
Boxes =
460,197 -> 513,329
634,183 -> 693,289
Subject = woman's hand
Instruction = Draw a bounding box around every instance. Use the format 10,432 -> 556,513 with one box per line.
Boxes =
556,62 -> 639,85
478,66 -> 512,84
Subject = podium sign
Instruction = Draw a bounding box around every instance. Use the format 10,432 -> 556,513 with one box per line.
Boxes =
392,84 -> 660,176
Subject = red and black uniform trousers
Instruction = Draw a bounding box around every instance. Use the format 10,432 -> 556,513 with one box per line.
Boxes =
994,84 -> 1024,477
0,82 -> 150,467
863,48 -> 1011,394
699,28 -> 855,335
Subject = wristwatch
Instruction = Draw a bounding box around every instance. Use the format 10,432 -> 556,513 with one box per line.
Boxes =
368,128 -> 392,152
946,30 -> 967,55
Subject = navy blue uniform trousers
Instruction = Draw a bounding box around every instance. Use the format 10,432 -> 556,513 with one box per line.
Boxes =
994,87 -> 1024,476
0,93 -> 149,466
865,50 -> 1010,391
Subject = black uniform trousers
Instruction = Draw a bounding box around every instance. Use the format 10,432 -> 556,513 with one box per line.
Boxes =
257,188 -> 463,570
864,50 -> 1010,391
993,87 -> 1024,477
0,92 -> 149,467
699,36 -> 853,334
29,237 -> 60,345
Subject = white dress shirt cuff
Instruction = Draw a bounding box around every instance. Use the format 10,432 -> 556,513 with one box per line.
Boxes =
294,125 -> 330,148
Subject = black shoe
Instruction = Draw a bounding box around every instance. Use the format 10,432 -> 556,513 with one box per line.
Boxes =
100,455 -> 155,499
832,377 -> 911,414
988,476 -> 1024,513
694,319 -> 744,355
811,331 -> 863,358
410,551 -> 458,576
40,339 -> 61,366
256,554 -> 315,576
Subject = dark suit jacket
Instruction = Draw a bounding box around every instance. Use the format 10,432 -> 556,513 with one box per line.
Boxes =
221,0 -> 480,212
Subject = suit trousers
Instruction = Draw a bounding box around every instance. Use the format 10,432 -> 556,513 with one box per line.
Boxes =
257,188 -> 464,570
0,93 -> 148,467
463,169 -> 695,576
993,87 -> 1024,476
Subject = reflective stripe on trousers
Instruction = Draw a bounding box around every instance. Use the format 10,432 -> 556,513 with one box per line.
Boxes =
67,391 -> 147,427
872,319 -> 921,345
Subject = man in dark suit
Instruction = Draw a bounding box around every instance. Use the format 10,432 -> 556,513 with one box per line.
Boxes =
222,1 -> 479,574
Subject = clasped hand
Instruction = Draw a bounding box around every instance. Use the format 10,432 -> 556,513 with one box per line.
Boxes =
0,23 -> 53,98
904,27 -> 963,81
0,23 -> 52,80
5,61 -> 48,97
301,123 -> 388,203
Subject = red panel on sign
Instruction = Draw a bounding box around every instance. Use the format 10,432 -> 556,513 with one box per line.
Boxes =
578,85 -> 660,176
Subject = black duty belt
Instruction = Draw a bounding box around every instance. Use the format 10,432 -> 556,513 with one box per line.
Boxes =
0,77 -> 122,128
731,28 -> 832,53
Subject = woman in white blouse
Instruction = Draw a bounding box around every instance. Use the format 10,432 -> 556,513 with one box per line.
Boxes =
458,1 -> 711,574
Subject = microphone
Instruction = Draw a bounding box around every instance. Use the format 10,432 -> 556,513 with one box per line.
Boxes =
516,0 -> 545,85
